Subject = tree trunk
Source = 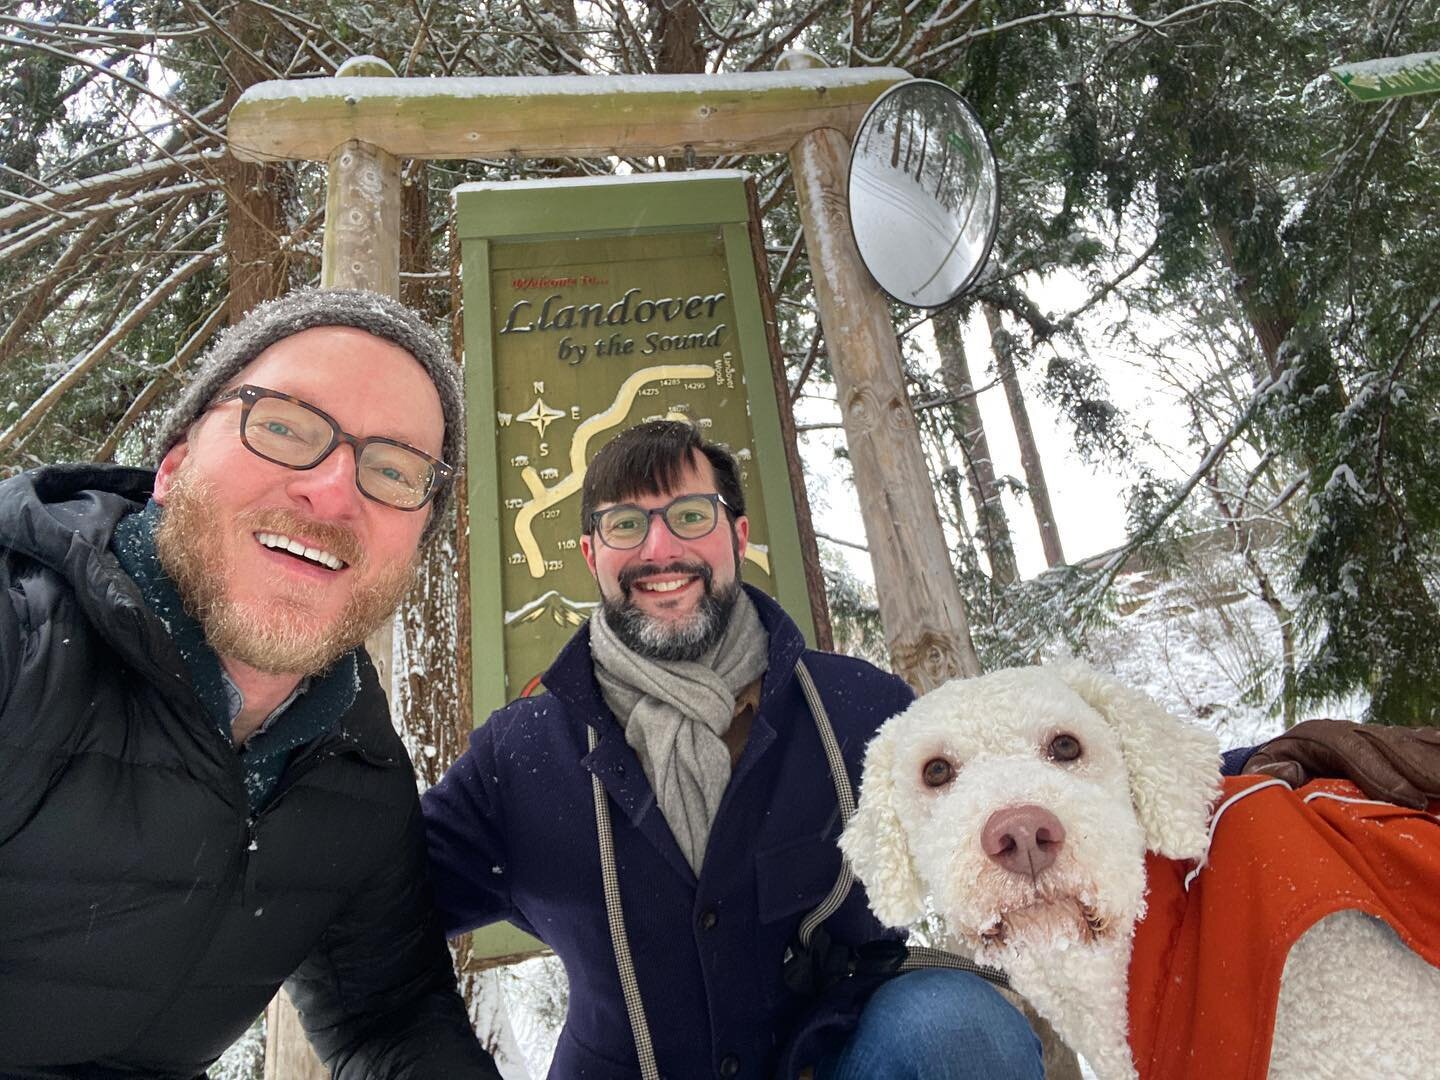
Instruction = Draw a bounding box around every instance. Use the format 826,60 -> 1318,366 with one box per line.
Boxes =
222,2 -> 286,322
650,0 -> 704,75
394,171 -> 471,789
985,304 -> 1065,568
933,306 -> 1017,585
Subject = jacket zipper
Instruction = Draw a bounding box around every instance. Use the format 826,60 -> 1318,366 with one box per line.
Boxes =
240,815 -> 261,912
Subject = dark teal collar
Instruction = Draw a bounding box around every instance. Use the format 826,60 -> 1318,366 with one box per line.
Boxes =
112,501 -> 231,735
111,501 -> 360,809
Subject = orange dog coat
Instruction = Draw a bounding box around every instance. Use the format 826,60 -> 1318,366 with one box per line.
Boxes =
1126,775 -> 1440,1080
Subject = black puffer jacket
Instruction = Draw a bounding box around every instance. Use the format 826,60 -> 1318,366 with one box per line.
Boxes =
0,465 -> 499,1080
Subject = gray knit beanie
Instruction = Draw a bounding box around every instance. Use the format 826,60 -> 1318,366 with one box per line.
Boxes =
149,287 -> 463,544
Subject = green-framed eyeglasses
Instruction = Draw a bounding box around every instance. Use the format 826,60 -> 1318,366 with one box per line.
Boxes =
588,493 -> 735,550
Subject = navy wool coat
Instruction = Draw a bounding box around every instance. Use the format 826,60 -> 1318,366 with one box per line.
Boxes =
423,586 -> 916,1079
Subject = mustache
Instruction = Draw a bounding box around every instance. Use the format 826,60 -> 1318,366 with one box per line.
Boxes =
616,559 -> 712,595
238,507 -> 365,569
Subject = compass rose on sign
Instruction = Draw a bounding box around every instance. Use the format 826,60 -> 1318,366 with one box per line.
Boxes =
516,396 -> 566,438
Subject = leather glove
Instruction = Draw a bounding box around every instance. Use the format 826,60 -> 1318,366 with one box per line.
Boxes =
1243,719 -> 1440,810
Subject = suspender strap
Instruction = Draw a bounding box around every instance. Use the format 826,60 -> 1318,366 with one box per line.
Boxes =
793,659 -> 858,947
792,660 -> 1009,990
588,723 -> 662,1080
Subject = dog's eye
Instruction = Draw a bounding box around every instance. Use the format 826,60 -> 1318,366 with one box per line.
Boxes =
1048,733 -> 1083,762
921,757 -> 955,788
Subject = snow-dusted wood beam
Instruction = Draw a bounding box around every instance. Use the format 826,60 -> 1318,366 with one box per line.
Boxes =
228,63 -> 909,162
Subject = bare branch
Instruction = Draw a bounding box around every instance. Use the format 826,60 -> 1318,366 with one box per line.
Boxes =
0,153 -> 209,232
94,298 -> 230,462
0,246 -> 222,456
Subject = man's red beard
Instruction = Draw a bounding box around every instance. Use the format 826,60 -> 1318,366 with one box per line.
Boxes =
155,466 -> 418,676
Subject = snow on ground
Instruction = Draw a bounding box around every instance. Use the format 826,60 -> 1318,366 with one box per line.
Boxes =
210,1015 -> 264,1080
1086,549 -> 1362,747
1086,564 -> 1286,751
481,955 -> 569,1079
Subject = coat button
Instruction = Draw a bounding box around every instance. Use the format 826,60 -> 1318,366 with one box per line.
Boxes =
699,909 -> 719,930
718,1054 -> 740,1077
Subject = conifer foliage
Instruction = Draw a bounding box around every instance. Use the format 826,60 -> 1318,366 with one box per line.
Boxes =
2,0 -> 1435,750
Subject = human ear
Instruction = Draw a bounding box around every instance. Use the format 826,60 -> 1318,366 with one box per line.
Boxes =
733,515 -> 749,563
152,439 -> 189,505
579,532 -> 599,579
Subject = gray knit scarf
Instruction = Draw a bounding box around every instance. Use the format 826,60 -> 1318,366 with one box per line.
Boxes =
590,588 -> 769,874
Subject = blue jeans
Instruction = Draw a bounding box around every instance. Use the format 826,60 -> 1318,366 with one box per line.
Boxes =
817,969 -> 1044,1080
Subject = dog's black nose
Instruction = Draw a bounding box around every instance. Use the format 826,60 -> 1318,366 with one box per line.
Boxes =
982,805 -> 1066,878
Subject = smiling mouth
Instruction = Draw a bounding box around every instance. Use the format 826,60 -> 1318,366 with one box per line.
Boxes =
255,531 -> 347,571
619,561 -> 711,599
635,577 -> 694,594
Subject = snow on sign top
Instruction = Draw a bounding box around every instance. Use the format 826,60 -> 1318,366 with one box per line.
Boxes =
239,68 -> 913,105
1331,50 -> 1440,101
453,170 -> 751,196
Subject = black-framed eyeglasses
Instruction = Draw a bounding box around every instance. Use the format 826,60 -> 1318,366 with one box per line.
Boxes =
210,384 -> 453,511
588,493 -> 735,550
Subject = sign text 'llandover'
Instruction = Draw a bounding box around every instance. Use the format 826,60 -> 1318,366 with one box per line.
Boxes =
499,287 -> 726,335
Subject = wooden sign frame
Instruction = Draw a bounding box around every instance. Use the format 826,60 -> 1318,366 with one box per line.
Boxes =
457,171 -> 816,719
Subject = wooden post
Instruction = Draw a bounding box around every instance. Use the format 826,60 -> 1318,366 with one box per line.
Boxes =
323,139 -> 402,294
267,54 -> 403,1080
317,55 -> 404,713
263,993 -> 320,1080
778,51 -> 981,691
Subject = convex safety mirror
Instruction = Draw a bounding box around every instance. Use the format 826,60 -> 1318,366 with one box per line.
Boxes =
848,79 -> 1000,309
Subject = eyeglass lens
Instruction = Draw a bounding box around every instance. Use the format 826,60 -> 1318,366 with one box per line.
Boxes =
243,395 -> 436,510
597,495 -> 720,549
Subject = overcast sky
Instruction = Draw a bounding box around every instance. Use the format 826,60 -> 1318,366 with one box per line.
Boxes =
802,270 -> 1192,585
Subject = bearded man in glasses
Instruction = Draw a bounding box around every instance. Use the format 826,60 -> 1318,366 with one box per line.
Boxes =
0,288 -> 499,1079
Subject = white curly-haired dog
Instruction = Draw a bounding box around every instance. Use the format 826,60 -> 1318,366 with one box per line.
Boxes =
839,662 -> 1440,1080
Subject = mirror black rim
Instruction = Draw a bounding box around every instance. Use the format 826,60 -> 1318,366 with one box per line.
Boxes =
846,78 -> 1001,311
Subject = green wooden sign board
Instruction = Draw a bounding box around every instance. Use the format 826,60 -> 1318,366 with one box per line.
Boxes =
1331,51 -> 1440,102
455,171 -> 815,962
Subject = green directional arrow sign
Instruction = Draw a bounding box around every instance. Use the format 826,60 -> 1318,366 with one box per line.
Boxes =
1331,50 -> 1440,102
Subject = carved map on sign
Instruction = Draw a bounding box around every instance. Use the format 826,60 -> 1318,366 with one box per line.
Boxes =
510,363 -> 713,578
489,229 -> 776,700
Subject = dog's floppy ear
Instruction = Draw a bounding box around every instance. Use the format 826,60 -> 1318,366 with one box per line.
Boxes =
839,723 -> 927,928
1052,661 -> 1220,861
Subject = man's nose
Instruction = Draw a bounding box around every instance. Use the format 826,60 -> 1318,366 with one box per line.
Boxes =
283,444 -> 364,518
638,510 -> 684,560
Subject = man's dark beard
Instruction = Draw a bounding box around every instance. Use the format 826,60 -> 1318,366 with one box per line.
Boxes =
602,559 -> 740,662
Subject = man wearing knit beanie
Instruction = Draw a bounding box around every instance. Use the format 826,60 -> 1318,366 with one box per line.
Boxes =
0,288 -> 499,1078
